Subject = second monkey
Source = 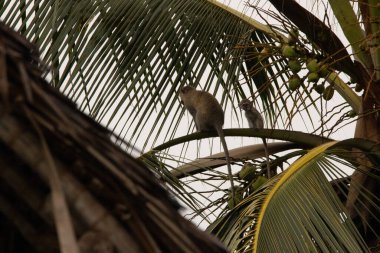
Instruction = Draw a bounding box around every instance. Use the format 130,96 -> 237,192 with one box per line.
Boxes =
239,99 -> 271,178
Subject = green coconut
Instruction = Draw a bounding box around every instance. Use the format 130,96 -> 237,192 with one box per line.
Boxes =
282,45 -> 297,58
239,163 -> 257,181
288,59 -> 301,73
323,85 -> 334,101
227,188 -> 243,209
314,84 -> 325,94
307,72 -> 319,82
306,59 -> 319,72
288,75 -> 301,91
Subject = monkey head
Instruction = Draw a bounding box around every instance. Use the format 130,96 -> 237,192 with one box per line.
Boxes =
238,99 -> 253,111
179,86 -> 196,105
180,86 -> 195,94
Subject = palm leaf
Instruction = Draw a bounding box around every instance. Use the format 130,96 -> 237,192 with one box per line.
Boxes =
208,140 -> 380,252
1,0 -> 283,151
171,142 -> 297,179
327,0 -> 372,69
148,128 -> 332,180
1,0 -> 350,152
151,129 -> 332,152
252,141 -> 368,253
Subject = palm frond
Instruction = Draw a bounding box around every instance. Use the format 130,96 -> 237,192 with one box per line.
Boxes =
327,0 -> 372,68
1,0 -> 282,151
151,128 -> 332,152
2,0 -> 352,151
171,142 -> 297,178
209,140 -> 380,252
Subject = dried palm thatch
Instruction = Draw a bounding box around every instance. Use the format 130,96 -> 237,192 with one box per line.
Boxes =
0,22 -> 227,253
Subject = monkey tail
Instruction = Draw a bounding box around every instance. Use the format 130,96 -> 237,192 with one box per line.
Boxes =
216,126 -> 235,207
262,137 -> 271,178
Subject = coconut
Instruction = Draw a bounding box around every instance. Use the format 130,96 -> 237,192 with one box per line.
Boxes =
307,72 -> 319,82
282,45 -> 297,58
323,85 -> 334,100
288,59 -> 301,73
239,163 -> 257,181
306,59 -> 319,72
314,84 -> 325,94
288,75 -> 302,91
227,188 -> 243,209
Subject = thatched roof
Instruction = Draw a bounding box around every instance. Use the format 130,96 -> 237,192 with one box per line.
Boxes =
0,22 -> 227,253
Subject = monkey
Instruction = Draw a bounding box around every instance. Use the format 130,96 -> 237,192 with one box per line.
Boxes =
179,86 -> 236,205
239,98 -> 271,178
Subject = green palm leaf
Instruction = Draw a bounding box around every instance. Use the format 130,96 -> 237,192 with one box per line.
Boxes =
253,141 -> 367,253
209,140 -> 380,252
2,0 -> 283,151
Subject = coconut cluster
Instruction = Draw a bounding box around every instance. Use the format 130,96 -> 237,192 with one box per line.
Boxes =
275,28 -> 335,101
226,162 -> 268,209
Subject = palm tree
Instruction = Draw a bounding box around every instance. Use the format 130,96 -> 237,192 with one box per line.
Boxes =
1,0 -> 379,252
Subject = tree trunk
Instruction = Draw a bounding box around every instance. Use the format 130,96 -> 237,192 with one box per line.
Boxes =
348,83 -> 380,249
